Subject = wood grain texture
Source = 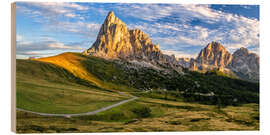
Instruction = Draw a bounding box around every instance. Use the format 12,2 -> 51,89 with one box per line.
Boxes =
11,2 -> 16,133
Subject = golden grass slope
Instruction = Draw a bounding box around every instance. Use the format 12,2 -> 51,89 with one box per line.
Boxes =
37,52 -> 102,87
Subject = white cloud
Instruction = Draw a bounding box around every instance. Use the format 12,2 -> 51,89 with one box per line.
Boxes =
175,36 -> 204,46
16,35 -> 87,57
48,42 -> 83,50
65,13 -> 76,18
29,2 -> 89,12
115,4 -> 222,23
17,2 -> 90,24
183,5 -> 220,20
19,51 -> 43,55
17,3 -> 101,38
124,4 -> 259,55
44,21 -> 101,38
16,35 -> 23,41
163,50 -> 198,59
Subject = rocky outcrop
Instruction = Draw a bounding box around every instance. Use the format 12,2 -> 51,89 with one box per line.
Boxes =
84,11 -> 180,71
83,11 -> 133,58
183,42 -> 259,81
189,60 -> 198,71
195,41 -> 232,71
229,47 -> 259,81
83,11 -> 259,81
128,29 -> 162,61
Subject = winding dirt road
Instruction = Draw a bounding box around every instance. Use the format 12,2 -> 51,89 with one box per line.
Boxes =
16,96 -> 138,118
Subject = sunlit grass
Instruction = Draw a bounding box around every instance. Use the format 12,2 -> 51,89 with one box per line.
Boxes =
37,52 -> 102,87
16,59 -> 129,114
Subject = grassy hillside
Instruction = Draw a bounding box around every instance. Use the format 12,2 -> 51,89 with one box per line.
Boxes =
37,52 -> 102,86
16,52 -> 259,133
34,52 -> 259,106
37,52 -> 138,92
16,59 -> 129,114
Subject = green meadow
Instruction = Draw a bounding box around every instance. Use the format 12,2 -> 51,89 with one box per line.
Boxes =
16,53 -> 259,133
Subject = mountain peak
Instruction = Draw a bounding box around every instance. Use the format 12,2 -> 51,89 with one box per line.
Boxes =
239,47 -> 249,54
196,41 -> 232,69
84,11 -> 169,63
206,41 -> 225,51
105,11 -> 115,21
104,11 -> 124,26
83,11 -> 181,72
108,11 -> 115,16
193,42 -> 259,81
209,41 -> 220,45
230,47 -> 259,81
233,47 -> 250,57
84,11 -> 132,58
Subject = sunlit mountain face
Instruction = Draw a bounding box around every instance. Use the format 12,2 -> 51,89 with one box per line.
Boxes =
16,3 -> 259,59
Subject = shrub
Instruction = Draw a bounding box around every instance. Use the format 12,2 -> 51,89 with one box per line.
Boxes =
29,125 -> 45,132
131,105 -> 151,118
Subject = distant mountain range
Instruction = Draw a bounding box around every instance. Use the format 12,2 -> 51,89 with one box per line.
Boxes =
180,42 -> 259,81
83,11 -> 259,81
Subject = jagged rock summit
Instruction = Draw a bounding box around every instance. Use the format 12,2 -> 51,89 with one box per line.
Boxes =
83,11 -> 259,81
84,11 -> 178,66
84,11 -> 133,58
229,47 -> 260,81
195,41 -> 232,71
189,42 -> 259,81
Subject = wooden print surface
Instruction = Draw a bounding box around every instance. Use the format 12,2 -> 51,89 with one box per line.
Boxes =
13,2 -> 260,133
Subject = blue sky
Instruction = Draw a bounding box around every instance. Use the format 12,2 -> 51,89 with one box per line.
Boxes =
16,2 -> 259,59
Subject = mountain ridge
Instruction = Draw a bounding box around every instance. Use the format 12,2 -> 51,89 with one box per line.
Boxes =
83,11 -> 182,73
195,41 -> 233,71
186,42 -> 259,81
83,11 -> 259,81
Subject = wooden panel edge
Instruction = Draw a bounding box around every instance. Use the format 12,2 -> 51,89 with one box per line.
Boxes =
11,2 -> 16,133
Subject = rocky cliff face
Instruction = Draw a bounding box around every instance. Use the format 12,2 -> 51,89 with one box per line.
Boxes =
177,58 -> 191,69
229,47 -> 259,81
83,11 -> 133,58
128,29 -> 162,61
83,11 -> 259,81
189,60 -> 198,71
84,11 -> 179,69
196,41 -> 232,70
186,42 -> 259,81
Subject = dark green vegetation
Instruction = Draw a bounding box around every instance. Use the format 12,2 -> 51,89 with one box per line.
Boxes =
76,100 -> 154,122
78,53 -> 259,106
16,52 -> 259,133
182,70 -> 259,105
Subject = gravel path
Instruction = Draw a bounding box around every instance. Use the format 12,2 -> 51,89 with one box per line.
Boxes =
16,96 -> 138,118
